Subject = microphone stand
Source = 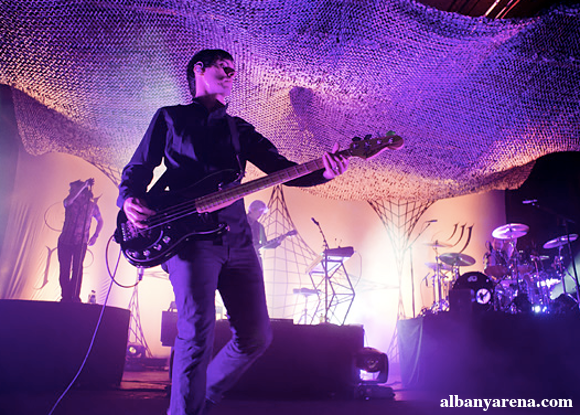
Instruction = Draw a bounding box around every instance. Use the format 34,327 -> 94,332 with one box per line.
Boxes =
73,184 -> 93,302
311,217 -> 330,250
312,218 -> 331,322
525,201 -> 580,305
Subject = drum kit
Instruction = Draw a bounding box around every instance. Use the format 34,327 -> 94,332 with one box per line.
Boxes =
483,224 -> 579,314
425,223 -> 579,315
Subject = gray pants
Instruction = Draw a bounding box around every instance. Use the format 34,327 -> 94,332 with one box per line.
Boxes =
166,240 -> 272,415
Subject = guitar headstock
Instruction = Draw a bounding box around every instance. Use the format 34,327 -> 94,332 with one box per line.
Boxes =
345,133 -> 404,160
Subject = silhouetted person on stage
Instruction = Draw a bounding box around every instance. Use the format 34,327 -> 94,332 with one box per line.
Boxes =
247,199 -> 284,268
118,49 -> 348,415
58,178 -> 103,302
247,200 -> 270,248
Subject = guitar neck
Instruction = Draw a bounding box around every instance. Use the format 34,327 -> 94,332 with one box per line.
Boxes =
190,131 -> 404,213
257,230 -> 295,249
195,156 -> 331,213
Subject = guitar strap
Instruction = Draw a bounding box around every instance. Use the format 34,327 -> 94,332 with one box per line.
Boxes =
226,115 -> 245,182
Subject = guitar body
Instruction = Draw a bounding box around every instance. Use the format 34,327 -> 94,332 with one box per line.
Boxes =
115,209 -> 228,268
115,171 -> 236,267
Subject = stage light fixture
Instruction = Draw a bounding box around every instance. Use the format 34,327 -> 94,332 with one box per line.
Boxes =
354,347 -> 393,400
126,343 -> 145,359
355,347 -> 388,384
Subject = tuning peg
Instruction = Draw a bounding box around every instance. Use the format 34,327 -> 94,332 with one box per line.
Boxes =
363,134 -> 372,140
352,136 -> 362,142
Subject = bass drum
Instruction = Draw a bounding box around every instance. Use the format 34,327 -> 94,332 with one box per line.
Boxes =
453,271 -> 494,311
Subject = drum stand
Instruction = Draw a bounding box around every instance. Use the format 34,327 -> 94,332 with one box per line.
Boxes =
510,248 -> 544,313
423,240 -> 452,314
552,246 -> 574,301
528,255 -> 551,312
434,252 -> 475,313
426,251 -> 472,313
426,243 -> 455,314
431,257 -> 448,313
511,265 -> 530,313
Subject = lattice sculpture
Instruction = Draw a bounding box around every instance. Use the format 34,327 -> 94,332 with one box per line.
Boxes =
260,185 -> 355,325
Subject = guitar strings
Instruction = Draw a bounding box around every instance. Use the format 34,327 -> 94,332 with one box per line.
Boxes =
142,160 -> 325,229
134,155 -> 337,230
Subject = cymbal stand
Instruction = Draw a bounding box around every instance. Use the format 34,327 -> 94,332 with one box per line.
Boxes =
562,228 -> 580,304
553,246 -> 569,295
531,255 -> 550,310
431,250 -> 448,313
507,240 -> 530,313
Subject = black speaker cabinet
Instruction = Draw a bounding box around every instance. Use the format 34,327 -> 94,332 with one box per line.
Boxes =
0,300 -> 130,391
162,315 -> 364,399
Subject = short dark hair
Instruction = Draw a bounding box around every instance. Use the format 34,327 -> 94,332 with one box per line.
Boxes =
186,49 -> 234,96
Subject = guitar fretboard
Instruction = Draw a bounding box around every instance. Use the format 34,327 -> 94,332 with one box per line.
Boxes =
194,157 -> 332,213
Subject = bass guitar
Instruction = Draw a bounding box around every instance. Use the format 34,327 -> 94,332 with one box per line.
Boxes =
115,134 -> 404,268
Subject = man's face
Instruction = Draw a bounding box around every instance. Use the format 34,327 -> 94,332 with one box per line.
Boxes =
248,206 -> 267,221
197,59 -> 236,97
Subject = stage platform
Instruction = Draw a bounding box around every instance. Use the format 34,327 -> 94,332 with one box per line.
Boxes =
398,311 -> 580,399
1,300 -> 578,414
0,299 -> 130,391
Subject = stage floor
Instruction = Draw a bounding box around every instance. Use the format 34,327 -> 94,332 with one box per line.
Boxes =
1,368 -> 577,415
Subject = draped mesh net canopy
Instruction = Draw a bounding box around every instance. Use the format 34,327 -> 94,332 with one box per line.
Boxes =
2,0 -> 579,202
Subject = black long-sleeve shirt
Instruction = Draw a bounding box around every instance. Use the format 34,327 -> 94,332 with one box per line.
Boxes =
118,99 -> 328,247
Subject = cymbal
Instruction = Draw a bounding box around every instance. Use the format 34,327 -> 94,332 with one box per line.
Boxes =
543,234 -> 578,250
439,252 -> 476,267
424,240 -> 451,248
492,223 -> 529,240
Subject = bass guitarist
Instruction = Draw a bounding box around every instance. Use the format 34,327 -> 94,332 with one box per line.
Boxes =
117,49 -> 348,415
